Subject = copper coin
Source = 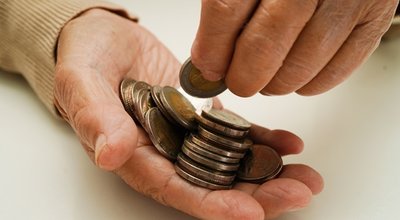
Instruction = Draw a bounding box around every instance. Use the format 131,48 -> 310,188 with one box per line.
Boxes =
179,57 -> 227,98
201,108 -> 251,131
198,126 -> 252,152
241,164 -> 283,184
189,134 -> 245,159
195,114 -> 248,139
150,85 -> 178,125
145,108 -> 185,160
184,138 -> 240,164
160,86 -> 197,130
177,153 -> 235,185
119,78 -> 136,117
181,145 -> 239,172
237,144 -> 283,182
175,163 -> 232,190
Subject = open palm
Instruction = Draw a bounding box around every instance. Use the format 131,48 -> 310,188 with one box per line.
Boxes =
54,9 -> 323,220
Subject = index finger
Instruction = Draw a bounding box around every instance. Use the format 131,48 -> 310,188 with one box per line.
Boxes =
192,0 -> 259,81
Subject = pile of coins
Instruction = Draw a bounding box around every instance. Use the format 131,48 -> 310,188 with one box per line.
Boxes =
119,58 -> 283,190
176,109 -> 252,189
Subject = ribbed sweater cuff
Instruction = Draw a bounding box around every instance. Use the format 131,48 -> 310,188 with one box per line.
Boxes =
0,0 -> 137,116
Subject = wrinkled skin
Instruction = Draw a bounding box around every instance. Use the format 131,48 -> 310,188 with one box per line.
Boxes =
54,9 -> 323,220
192,0 -> 398,96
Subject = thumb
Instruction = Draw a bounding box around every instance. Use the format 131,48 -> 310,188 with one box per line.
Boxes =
54,65 -> 138,171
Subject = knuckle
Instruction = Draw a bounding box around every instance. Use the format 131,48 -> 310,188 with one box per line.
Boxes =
242,31 -> 284,61
258,0 -> 316,25
364,0 -> 398,21
263,58 -> 316,95
282,57 -> 316,82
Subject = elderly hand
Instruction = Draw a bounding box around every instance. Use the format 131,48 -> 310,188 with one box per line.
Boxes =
192,0 -> 398,96
54,9 -> 323,220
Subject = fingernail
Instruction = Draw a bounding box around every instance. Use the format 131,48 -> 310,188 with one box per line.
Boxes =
95,133 -> 107,167
202,70 -> 224,81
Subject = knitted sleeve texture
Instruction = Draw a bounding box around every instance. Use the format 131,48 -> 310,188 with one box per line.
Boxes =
0,0 -> 136,114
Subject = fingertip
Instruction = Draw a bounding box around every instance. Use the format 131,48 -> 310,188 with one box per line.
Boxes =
190,50 -> 225,82
269,129 -> 304,155
254,178 -> 313,219
225,74 -> 258,97
296,86 -> 324,96
96,141 -> 133,171
94,111 -> 138,171
250,125 -> 304,156
279,164 -> 325,195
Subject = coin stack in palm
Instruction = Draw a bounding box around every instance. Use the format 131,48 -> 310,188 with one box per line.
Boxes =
119,57 -> 283,190
175,108 -> 252,190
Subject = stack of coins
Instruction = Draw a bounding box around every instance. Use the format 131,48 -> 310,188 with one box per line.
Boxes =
119,58 -> 283,190
175,109 -> 252,189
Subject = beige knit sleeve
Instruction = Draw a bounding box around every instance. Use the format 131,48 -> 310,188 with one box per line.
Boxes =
0,0 -> 137,115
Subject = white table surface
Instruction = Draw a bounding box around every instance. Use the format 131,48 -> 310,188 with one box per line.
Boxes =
1,1 -> 400,219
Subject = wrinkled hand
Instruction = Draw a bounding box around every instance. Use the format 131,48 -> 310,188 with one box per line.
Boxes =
54,9 -> 323,220
192,0 -> 398,96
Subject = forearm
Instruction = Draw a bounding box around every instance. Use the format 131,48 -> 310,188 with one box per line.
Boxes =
0,0 -> 135,115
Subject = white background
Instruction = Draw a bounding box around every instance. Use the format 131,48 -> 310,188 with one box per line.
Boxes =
1,1 -> 400,219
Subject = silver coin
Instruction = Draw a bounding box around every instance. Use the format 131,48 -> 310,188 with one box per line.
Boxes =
195,114 -> 248,139
201,108 -> 251,131
160,86 -> 197,130
184,138 -> 240,164
175,163 -> 232,190
177,153 -> 235,185
179,57 -> 227,98
189,134 -> 245,159
198,126 -> 252,152
181,144 -> 239,172
145,108 -> 185,160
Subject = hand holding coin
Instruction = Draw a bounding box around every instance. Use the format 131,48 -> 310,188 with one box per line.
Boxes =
191,0 -> 397,96
54,8 -> 323,220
